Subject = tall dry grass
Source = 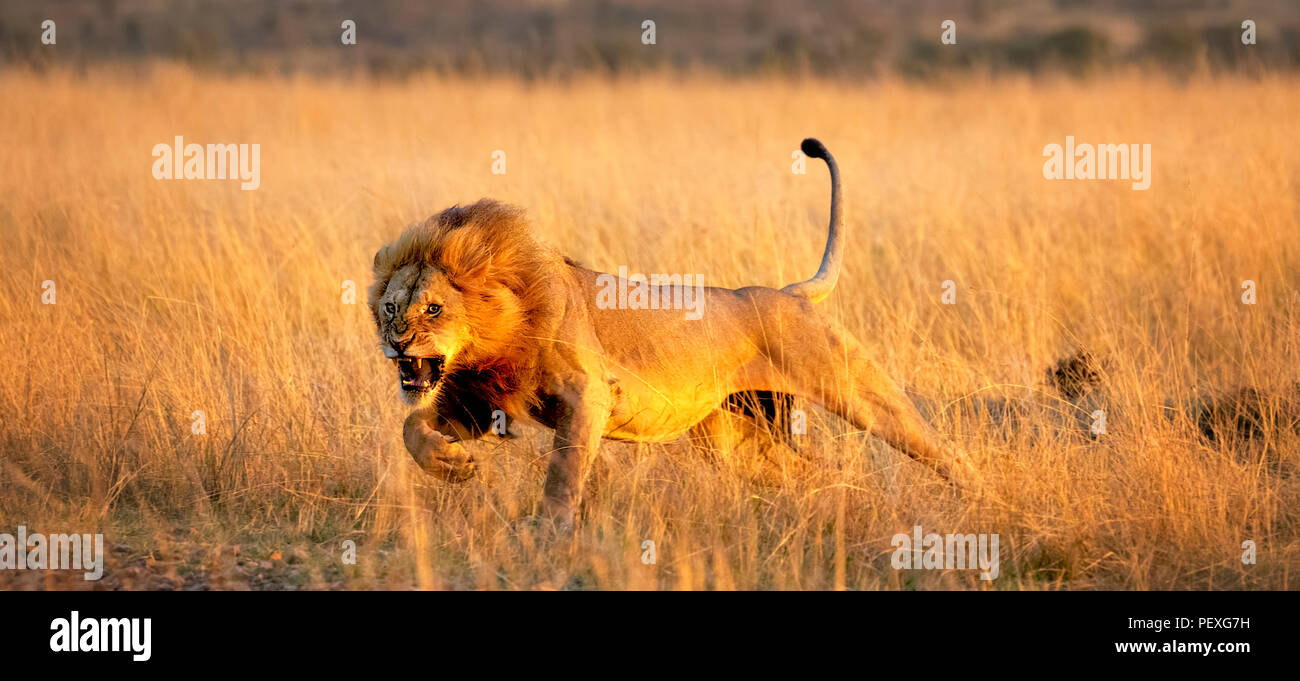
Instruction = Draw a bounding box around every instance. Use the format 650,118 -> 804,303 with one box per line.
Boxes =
0,65 -> 1296,589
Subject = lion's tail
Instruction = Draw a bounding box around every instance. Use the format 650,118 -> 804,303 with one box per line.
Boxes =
781,138 -> 844,304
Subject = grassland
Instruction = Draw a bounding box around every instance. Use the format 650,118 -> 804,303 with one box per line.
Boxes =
0,66 -> 1296,589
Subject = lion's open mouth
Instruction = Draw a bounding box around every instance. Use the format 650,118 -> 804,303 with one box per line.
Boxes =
395,356 -> 445,393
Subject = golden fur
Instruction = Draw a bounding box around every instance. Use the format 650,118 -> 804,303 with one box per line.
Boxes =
370,139 -> 973,524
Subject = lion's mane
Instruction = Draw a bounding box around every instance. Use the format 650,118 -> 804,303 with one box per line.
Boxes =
370,199 -> 563,418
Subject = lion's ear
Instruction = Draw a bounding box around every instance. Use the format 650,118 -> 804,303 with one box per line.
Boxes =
373,245 -> 391,271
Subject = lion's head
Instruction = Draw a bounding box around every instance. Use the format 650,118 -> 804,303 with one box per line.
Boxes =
369,200 -> 557,409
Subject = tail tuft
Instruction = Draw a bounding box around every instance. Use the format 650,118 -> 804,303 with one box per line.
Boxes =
801,138 -> 829,160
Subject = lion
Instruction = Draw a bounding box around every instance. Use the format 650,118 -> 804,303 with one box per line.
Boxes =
369,138 -> 974,525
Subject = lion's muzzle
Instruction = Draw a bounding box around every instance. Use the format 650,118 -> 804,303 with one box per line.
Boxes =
395,355 -> 445,395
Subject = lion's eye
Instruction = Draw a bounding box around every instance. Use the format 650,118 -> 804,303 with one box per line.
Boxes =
426,303 -> 443,317
383,302 -> 396,316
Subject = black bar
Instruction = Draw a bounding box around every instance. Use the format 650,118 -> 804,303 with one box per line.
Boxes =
1,590 -> 1288,670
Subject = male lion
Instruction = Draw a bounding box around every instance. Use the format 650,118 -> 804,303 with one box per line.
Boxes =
370,138 -> 972,525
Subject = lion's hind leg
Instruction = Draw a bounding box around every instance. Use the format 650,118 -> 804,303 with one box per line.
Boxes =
688,392 -> 813,485
723,391 -> 800,451
757,317 -> 976,487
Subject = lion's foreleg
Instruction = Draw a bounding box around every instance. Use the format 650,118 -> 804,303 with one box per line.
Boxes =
402,406 -> 478,482
541,380 -> 611,528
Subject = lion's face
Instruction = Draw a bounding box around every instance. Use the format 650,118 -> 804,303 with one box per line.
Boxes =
370,263 -> 473,405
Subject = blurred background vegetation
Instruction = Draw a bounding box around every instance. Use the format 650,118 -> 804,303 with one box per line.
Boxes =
2,0 -> 1297,79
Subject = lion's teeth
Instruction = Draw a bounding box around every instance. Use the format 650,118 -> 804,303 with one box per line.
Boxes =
415,358 -> 422,369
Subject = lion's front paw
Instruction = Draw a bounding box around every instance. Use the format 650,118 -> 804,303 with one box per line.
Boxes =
411,439 -> 477,482
403,411 -> 478,482
425,454 -> 478,482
